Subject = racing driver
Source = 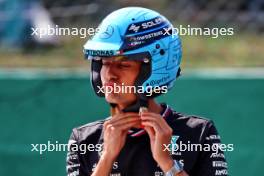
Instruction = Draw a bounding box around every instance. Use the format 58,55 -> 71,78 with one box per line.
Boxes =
66,7 -> 228,176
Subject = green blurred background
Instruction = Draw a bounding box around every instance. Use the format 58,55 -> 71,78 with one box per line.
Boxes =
0,74 -> 263,175
0,0 -> 264,176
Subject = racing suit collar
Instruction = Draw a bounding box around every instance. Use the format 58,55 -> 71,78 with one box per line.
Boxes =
128,103 -> 172,137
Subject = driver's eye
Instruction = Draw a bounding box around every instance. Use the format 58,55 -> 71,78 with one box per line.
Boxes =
120,63 -> 131,68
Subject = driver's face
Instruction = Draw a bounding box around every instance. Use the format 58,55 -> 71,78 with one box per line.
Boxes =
100,57 -> 141,108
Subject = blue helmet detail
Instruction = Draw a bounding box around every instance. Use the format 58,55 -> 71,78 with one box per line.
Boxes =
84,7 -> 182,97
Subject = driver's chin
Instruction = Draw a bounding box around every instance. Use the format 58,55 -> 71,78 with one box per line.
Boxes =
105,93 -> 137,107
105,93 -> 121,103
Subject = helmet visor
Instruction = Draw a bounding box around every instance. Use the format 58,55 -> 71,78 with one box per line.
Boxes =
86,52 -> 151,63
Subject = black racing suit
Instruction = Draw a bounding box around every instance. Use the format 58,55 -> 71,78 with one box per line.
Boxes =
66,103 -> 228,176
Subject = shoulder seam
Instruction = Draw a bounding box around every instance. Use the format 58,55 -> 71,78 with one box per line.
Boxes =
75,119 -> 106,130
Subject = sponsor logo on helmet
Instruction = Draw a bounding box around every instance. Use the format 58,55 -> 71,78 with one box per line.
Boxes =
85,49 -> 114,56
99,25 -> 114,39
126,17 -> 167,34
141,17 -> 164,29
128,24 -> 140,33
149,75 -> 170,86
123,26 -> 171,50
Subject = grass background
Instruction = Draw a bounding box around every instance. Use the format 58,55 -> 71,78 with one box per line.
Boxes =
0,33 -> 263,68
